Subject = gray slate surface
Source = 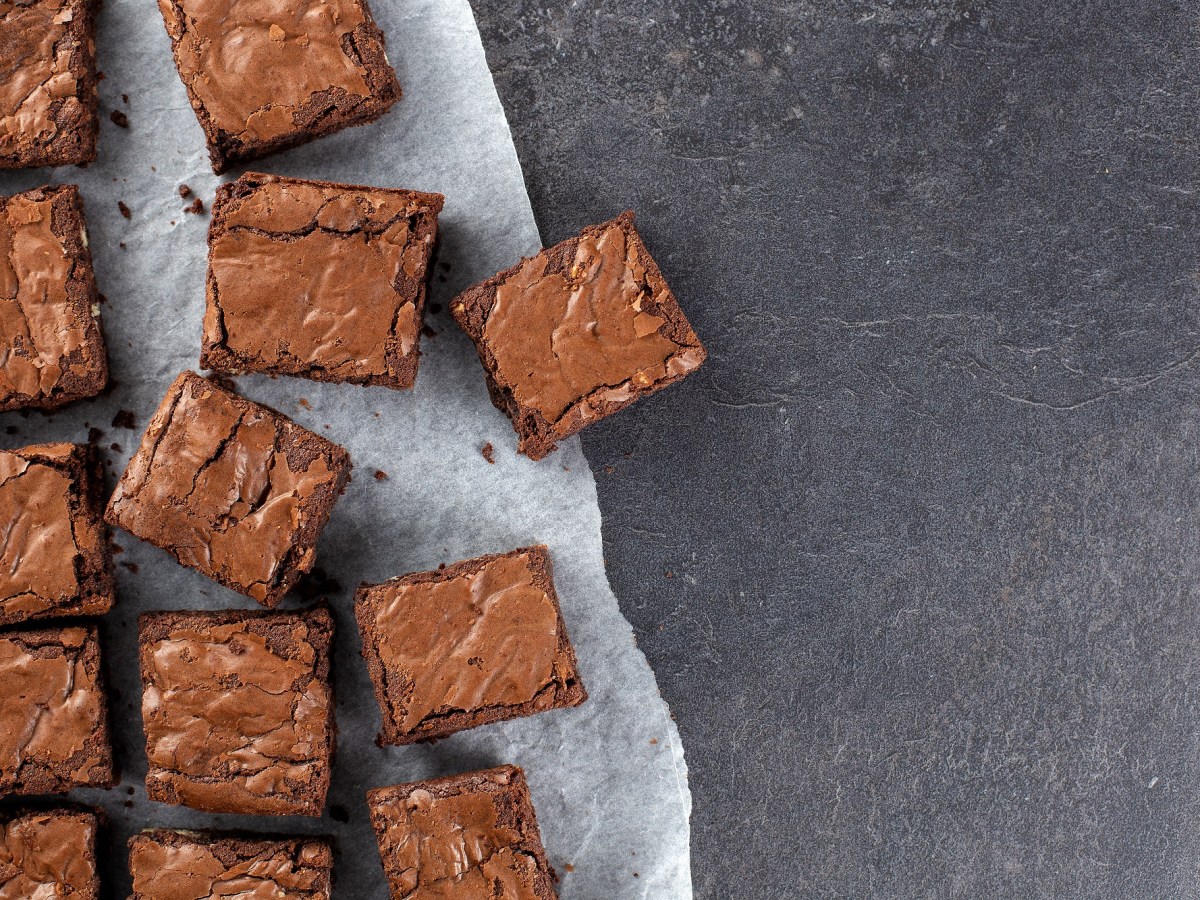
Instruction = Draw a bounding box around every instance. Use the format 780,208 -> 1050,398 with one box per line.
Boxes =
475,2 -> 1200,897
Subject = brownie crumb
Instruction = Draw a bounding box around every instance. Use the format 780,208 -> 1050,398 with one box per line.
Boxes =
437,563 -> 446,570
4,426 -> 16,435
119,242 -> 126,249
117,201 -> 131,219
87,426 -> 103,443
184,197 -> 204,214
178,184 -> 192,199
110,110 -> 129,128
121,562 -> 139,574
373,469 -> 387,481
298,398 -> 311,410
427,301 -> 443,314
481,442 -> 495,465
111,409 -> 136,429
122,93 -> 129,104
421,324 -> 438,339
109,442 -> 121,452
564,863 -> 576,873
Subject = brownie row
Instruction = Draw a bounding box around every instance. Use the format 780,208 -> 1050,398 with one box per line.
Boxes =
1,177 -> 705,461
1,764 -> 555,898
1,454 -> 586,787
1,0 -> 398,172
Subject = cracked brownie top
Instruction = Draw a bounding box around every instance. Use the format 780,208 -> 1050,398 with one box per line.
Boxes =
0,185 -> 107,410
137,607 -> 336,817
367,765 -> 557,900
202,172 -> 443,390
128,830 -> 333,900
156,0 -> 400,171
0,624 -> 113,794
354,545 -> 586,746
450,211 -> 706,460
105,371 -> 351,607
0,808 -> 99,900
0,442 -> 113,627
0,0 -> 99,168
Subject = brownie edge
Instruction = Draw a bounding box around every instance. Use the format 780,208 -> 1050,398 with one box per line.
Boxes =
355,545 -> 586,745
137,606 -> 336,817
105,371 -> 351,607
0,442 -> 114,627
128,830 -> 333,899
367,765 -> 558,900
0,807 -> 101,899
450,211 -> 706,459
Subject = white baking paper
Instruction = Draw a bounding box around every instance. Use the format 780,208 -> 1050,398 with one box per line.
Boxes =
0,0 -> 693,895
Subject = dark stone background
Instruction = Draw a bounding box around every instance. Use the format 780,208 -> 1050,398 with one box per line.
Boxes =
475,2 -> 1200,897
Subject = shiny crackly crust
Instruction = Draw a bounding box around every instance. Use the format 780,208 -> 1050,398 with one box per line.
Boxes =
355,545 -> 586,745
0,0 -> 99,169
0,807 -> 101,900
136,607 -> 336,817
156,0 -> 400,173
450,211 -> 706,460
0,624 -> 115,794
367,765 -> 557,900
105,371 -> 352,607
0,185 -> 107,411
0,442 -> 114,627
200,172 -> 443,388
128,830 -> 333,899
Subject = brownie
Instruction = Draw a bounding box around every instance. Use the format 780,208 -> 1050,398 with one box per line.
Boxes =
0,807 -> 100,899
156,0 -> 401,173
0,624 -> 114,794
128,830 -> 333,899
105,371 -> 352,607
367,765 -> 557,900
355,545 -> 586,745
0,0 -> 98,168
138,607 -> 336,816
450,211 -> 707,459
201,172 -> 444,389
0,442 -> 113,627
0,185 -> 107,411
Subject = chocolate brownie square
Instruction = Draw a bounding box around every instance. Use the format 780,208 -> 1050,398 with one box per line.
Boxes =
105,371 -> 351,607
0,185 -> 107,411
355,545 -> 585,745
129,830 -> 333,899
367,765 -> 557,900
202,172 -> 443,389
138,607 -> 336,816
0,0 -> 99,168
450,211 -> 706,459
0,624 -> 114,794
0,807 -> 100,899
156,0 -> 401,173
0,442 -> 113,627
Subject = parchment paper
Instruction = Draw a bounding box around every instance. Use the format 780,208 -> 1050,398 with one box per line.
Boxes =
0,0 -> 693,894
